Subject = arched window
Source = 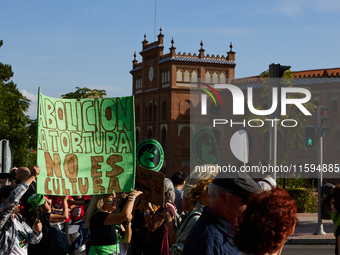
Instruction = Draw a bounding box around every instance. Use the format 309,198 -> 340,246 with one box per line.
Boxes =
184,70 -> 190,82
162,128 -> 167,149
220,73 -> 226,84
192,71 -> 198,83
149,103 -> 153,120
154,104 -> 157,118
147,129 -> 152,139
212,72 -> 218,83
332,100 -> 338,112
205,72 -> 211,83
145,106 -> 147,121
177,70 -> 183,82
180,100 -> 191,117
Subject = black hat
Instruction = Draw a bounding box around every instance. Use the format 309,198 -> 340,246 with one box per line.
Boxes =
212,169 -> 258,194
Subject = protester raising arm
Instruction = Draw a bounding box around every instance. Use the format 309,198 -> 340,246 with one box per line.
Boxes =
44,196 -> 69,222
141,178 -> 179,255
161,207 -> 177,245
85,190 -> 142,255
0,166 -> 42,255
140,193 -> 164,232
119,214 -> 133,244
103,190 -> 142,225
0,166 -> 40,228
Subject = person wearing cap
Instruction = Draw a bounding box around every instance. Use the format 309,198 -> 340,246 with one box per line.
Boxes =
0,165 -> 42,255
182,169 -> 258,255
257,175 -> 277,191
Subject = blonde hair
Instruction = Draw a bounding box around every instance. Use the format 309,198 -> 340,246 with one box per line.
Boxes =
183,164 -> 218,201
84,194 -> 106,228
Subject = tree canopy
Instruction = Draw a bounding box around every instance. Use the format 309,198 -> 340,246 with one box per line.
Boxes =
0,40 -> 33,167
61,86 -> 107,99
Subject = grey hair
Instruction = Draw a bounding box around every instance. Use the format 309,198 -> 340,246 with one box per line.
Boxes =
164,178 -> 176,203
208,183 -> 229,204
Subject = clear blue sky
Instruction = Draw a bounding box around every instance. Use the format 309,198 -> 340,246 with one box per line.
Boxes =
2,0 -> 340,118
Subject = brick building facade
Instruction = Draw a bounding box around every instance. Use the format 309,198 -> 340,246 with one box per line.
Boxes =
130,29 -> 236,177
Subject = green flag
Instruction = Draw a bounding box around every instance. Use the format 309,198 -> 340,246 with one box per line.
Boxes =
36,89 -> 135,196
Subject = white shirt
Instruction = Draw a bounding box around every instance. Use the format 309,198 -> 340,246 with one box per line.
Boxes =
12,217 -> 29,255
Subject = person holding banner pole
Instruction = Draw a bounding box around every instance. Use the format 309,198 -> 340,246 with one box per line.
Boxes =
141,178 -> 180,255
85,190 -> 142,255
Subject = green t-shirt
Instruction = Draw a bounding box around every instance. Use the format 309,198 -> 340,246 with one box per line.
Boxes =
331,212 -> 340,237
89,224 -> 123,255
89,244 -> 118,255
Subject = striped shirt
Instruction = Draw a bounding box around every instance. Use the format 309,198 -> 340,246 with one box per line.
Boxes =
182,207 -> 240,255
0,182 -> 42,255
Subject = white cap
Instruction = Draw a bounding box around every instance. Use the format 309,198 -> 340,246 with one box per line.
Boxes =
257,176 -> 277,191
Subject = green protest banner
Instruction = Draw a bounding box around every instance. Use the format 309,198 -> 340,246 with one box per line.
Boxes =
36,89 -> 135,196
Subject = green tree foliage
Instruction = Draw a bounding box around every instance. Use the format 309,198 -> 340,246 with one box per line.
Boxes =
0,40 -> 32,167
247,69 -> 316,165
61,87 -> 107,99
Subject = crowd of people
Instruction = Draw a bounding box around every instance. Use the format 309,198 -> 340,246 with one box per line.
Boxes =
0,163 -> 301,255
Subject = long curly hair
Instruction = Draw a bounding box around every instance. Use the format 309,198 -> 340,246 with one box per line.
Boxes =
234,187 -> 297,255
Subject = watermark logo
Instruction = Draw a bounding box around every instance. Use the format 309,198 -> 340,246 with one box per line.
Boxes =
199,82 -> 223,115
200,84 -> 312,116
190,127 -> 220,165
